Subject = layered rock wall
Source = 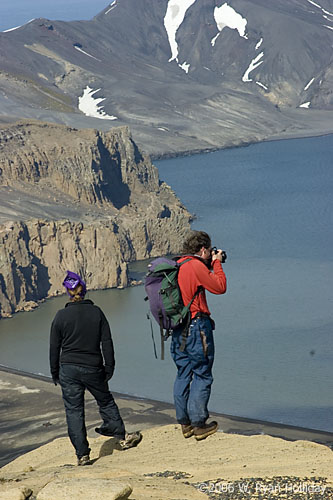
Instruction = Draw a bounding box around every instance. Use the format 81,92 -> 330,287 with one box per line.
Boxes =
0,122 -> 191,317
0,123 -> 159,207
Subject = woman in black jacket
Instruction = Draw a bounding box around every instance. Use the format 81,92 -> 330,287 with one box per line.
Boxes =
50,271 -> 141,465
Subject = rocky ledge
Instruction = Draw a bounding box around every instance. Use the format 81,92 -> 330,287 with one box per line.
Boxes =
0,423 -> 332,500
0,121 -> 191,318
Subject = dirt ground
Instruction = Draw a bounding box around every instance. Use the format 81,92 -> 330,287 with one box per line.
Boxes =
1,368 -> 333,499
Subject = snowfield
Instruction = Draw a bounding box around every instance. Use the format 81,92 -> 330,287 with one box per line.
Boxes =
78,86 -> 118,120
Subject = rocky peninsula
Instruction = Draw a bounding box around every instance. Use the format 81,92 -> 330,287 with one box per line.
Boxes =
0,120 -> 191,318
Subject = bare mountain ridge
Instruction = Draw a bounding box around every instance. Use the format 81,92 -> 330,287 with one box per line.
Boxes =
0,0 -> 332,155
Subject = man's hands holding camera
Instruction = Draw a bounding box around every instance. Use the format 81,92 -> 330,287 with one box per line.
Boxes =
211,246 -> 227,263
200,245 -> 227,267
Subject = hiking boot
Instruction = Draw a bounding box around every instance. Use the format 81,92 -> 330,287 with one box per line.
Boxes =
95,426 -> 124,438
193,421 -> 218,441
77,454 -> 91,466
181,424 -> 194,438
120,431 -> 142,450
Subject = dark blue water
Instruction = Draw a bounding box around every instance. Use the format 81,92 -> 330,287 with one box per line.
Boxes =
0,135 -> 332,432
155,135 -> 333,431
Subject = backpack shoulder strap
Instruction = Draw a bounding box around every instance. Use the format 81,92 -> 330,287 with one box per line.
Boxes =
177,255 -> 195,267
178,255 -> 205,265
177,256 -> 203,303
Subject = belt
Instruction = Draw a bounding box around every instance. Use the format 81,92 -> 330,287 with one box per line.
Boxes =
193,312 -> 215,331
194,312 -> 210,319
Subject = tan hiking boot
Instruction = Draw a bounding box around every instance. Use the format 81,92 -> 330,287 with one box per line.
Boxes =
193,421 -> 218,441
120,431 -> 142,450
77,454 -> 91,466
181,424 -> 194,438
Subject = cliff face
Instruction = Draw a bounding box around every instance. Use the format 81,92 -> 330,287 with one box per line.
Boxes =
0,121 -> 191,318
0,122 -> 158,207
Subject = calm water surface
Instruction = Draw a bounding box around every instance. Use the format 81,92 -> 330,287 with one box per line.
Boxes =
0,135 -> 332,432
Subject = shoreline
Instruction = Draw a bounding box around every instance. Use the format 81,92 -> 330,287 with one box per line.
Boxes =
3,364 -> 333,437
1,364 -> 332,469
150,128 -> 333,161
1,129 -> 332,320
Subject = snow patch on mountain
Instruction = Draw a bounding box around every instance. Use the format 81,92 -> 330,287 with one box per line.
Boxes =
304,77 -> 315,90
305,0 -> 333,20
179,61 -> 190,73
256,81 -> 268,90
255,38 -> 263,50
242,52 -> 264,82
74,46 -> 101,61
307,0 -> 322,8
105,1 -> 117,15
78,86 -> 118,120
164,0 -> 197,62
3,25 -> 23,32
322,8 -> 333,17
211,33 -> 220,47
3,19 -> 35,32
299,101 -> 311,108
211,3 -> 248,46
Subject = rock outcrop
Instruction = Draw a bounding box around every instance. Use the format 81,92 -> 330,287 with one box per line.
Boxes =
0,122 -> 158,208
1,370 -> 333,498
0,121 -> 191,318
0,424 -> 332,500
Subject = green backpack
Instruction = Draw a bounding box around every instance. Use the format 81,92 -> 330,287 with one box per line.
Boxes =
144,256 -> 201,359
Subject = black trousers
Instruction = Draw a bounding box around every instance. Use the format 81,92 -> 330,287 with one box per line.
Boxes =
59,364 -> 125,458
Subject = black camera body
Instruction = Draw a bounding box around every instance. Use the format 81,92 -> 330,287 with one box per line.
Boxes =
211,246 -> 227,263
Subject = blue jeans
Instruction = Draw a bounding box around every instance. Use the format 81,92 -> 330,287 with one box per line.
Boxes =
59,364 -> 125,458
171,316 -> 215,427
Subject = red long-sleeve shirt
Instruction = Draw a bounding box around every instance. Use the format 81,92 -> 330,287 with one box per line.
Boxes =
177,256 -> 227,319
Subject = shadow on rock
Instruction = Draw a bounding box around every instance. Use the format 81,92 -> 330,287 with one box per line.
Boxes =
98,438 -> 122,458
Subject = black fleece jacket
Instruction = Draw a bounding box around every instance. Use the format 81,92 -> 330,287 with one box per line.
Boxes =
49,299 -> 115,380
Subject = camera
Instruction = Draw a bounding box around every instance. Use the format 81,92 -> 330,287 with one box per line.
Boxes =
211,246 -> 227,263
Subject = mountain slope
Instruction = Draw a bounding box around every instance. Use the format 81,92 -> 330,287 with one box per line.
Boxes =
0,0 -> 332,155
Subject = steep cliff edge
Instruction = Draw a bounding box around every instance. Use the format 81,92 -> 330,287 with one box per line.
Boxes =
0,121 -> 191,318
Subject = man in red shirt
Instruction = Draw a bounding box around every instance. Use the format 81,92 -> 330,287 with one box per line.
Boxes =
171,230 -> 227,441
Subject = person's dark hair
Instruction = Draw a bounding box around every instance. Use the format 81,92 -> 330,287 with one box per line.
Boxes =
182,230 -> 211,255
